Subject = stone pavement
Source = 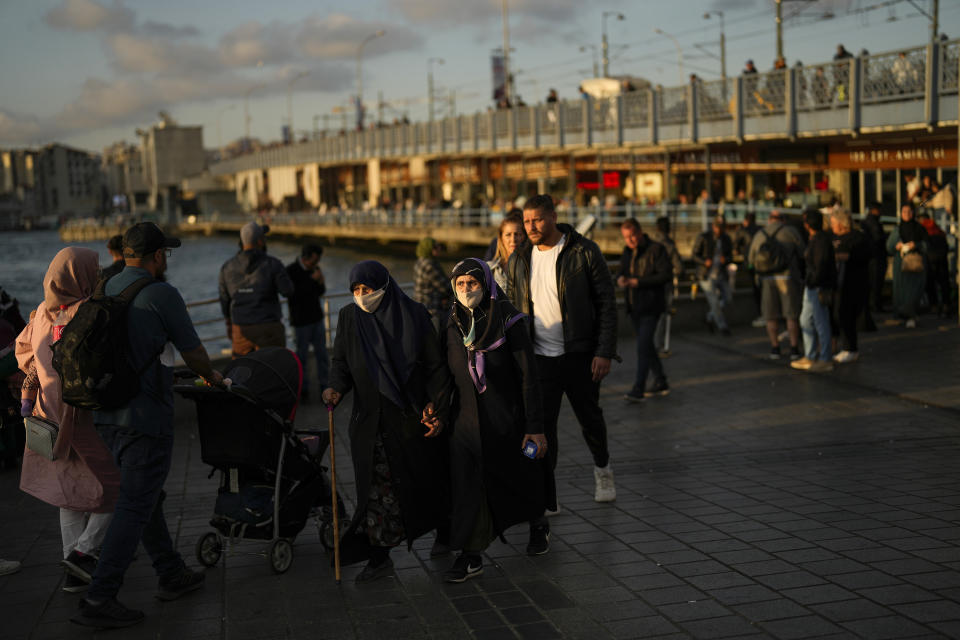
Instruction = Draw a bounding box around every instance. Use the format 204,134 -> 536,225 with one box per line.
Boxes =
1,311 -> 959,639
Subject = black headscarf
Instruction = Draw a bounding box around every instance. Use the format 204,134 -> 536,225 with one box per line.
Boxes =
449,258 -> 525,393
898,212 -> 926,244
349,260 -> 432,409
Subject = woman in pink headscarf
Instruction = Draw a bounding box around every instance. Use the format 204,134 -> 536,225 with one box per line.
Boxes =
15,247 -> 120,593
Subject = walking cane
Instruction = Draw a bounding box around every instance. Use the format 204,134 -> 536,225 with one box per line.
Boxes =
326,404 -> 341,584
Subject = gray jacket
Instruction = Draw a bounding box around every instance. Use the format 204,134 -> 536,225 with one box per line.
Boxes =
219,249 -> 294,325
748,221 -> 805,282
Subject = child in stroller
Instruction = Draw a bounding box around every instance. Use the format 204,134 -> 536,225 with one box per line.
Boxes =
175,347 -> 345,573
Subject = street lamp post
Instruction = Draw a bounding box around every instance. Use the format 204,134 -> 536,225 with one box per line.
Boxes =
580,44 -> 600,78
287,71 -> 309,141
704,10 -> 727,100
216,104 -> 236,150
243,84 -> 264,142
356,30 -> 386,130
427,57 -> 444,121
601,11 -> 625,77
654,28 -> 685,83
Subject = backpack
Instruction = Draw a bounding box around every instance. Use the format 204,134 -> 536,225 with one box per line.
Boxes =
753,227 -> 791,275
51,277 -> 157,410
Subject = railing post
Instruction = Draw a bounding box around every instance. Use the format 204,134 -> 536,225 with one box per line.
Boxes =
786,67 -> 797,140
533,107 -> 541,150
688,82 -> 698,143
489,110 -> 497,151
456,116 -> 463,153
849,57 -> 861,135
926,41 -> 940,127
412,123 -> 420,155
584,95 -> 593,148
440,119 -> 447,153
735,76 -> 744,143
510,107 -> 518,150
648,87 -> 658,145
473,113 -> 480,151
557,101 -> 566,148
616,95 -> 625,145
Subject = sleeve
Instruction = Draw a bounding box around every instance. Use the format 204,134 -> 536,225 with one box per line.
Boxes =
274,260 -> 295,298
614,248 -> 630,280
636,245 -> 672,287
507,318 -> 544,435
218,265 -> 231,320
691,234 -> 707,266
14,319 -> 35,375
886,228 -> 899,256
419,312 -> 454,423
587,244 -> 618,360
328,307 -> 355,395
722,236 -> 734,264
157,286 -> 202,353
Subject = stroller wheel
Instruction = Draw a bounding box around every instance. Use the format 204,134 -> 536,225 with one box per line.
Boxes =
269,538 -> 293,574
196,532 -> 222,567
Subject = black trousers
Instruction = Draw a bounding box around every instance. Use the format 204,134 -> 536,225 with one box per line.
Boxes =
869,257 -> 887,311
925,257 -> 952,309
837,292 -> 863,352
536,352 -> 610,471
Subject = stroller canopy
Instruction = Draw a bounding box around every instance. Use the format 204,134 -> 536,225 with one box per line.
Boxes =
224,347 -> 302,419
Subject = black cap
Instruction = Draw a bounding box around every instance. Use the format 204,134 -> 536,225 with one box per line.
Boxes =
123,222 -> 181,258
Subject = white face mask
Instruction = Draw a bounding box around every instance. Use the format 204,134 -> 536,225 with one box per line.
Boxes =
457,289 -> 484,310
355,287 -> 386,313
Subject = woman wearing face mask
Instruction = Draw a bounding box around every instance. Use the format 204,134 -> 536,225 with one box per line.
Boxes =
321,260 -> 453,582
441,258 -> 548,583
487,211 -> 526,292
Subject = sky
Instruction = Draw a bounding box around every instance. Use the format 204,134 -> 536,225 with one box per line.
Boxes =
0,0 -> 955,153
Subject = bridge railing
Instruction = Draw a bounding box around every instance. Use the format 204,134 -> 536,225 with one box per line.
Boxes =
210,39 -> 958,177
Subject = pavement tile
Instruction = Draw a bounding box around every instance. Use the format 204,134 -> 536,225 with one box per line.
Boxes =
640,586 -> 709,606
462,610 -> 508,630
471,627 -> 519,640
605,615 -> 680,639
754,571 -> 828,591
858,584 -> 941,605
839,615 -> 934,639
679,615 -> 765,638
733,598 -> 812,621
657,599 -> 733,622
892,599 -> 960,623
686,572 -> 757,591
758,615 -> 843,639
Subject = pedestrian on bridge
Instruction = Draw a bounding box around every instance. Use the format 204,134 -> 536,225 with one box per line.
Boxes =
285,243 -> 329,401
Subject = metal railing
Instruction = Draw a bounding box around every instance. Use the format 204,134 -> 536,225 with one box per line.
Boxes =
209,39 -> 959,178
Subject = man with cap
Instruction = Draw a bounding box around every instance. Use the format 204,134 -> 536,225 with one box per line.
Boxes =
218,222 -> 294,357
74,222 -> 224,629
99,234 -> 125,284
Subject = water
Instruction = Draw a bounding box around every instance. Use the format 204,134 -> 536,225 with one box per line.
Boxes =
0,229 -> 457,353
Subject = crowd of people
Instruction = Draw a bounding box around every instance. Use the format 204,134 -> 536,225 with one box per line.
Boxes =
0,189 -> 954,628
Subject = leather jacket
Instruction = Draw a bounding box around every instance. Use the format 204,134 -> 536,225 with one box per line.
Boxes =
692,231 -> 734,281
505,224 -> 618,359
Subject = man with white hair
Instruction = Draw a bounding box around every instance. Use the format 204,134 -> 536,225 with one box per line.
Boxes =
829,209 -> 871,363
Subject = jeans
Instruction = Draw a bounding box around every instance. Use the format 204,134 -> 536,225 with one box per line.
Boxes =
536,352 -> 609,470
800,287 -> 832,361
293,322 -> 329,391
60,510 -> 112,559
632,313 -> 666,392
700,277 -> 729,330
87,427 -> 184,601
653,286 -> 673,352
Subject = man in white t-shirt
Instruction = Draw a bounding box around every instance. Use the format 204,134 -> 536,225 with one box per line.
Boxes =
506,195 -> 619,556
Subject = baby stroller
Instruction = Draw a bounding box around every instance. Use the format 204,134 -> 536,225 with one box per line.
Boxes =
174,347 -> 345,573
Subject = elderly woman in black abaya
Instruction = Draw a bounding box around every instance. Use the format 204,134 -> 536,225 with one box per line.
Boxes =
442,258 -> 550,583
322,261 -> 452,582
886,204 -> 928,328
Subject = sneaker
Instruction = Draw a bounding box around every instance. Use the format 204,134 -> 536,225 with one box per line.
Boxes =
526,524 -> 550,556
444,554 -> 483,583
905,318 -> 917,329
778,330 -> 789,342
768,346 -> 781,360
833,350 -> 859,364
63,573 -> 88,593
0,559 -> 20,576
752,316 -> 767,328
71,598 -> 144,629
544,504 -> 561,517
156,566 -> 205,601
623,387 -> 645,404
430,539 -> 451,558
644,380 -> 670,398
62,550 -> 97,582
594,465 -> 616,503
790,357 -> 814,370
356,556 -> 394,583
809,360 -> 835,373
789,346 -> 802,361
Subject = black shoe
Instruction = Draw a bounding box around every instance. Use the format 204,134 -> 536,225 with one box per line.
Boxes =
71,598 -> 144,629
768,346 -> 781,360
623,387 -> 645,404
789,346 -> 802,361
526,524 -> 550,556
356,556 -> 394,583
444,554 -> 483,583
62,550 -> 97,582
62,573 -> 89,594
720,328 -> 732,337
156,566 -> 205,601
644,380 -> 670,398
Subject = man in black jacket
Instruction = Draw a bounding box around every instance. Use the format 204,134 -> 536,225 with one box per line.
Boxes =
692,217 -> 734,335
792,208 -> 836,372
617,219 -> 672,402
860,202 -> 887,313
286,243 -> 328,400
506,194 -> 618,552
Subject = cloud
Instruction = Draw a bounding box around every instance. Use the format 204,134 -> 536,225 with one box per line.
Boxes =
44,0 -> 134,32
0,109 -> 61,145
140,21 -> 201,38
295,14 -> 421,59
386,0 -> 579,25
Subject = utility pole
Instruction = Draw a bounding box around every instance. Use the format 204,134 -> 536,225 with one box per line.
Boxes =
427,57 -> 444,121
932,0 -> 939,42
501,0 -> 511,103
448,89 -> 456,118
775,0 -> 783,61
601,12 -> 625,77
377,90 -> 384,125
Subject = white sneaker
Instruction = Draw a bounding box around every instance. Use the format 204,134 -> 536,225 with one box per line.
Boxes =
905,318 -> 917,329
545,504 -> 562,517
833,350 -> 859,363
0,559 -> 20,576
777,330 -> 789,342
751,317 -> 767,328
594,465 -> 616,503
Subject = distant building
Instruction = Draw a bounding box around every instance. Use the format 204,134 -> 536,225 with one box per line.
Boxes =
0,149 -> 40,229
102,141 -> 149,213
36,143 -> 104,220
136,112 -> 205,222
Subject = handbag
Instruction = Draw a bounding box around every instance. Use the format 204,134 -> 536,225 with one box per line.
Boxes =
24,415 -> 59,460
901,251 -> 924,273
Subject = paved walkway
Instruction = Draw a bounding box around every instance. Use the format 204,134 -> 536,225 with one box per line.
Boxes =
1,311 -> 959,640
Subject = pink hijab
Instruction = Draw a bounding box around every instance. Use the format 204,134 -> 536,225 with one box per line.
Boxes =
15,247 -> 119,512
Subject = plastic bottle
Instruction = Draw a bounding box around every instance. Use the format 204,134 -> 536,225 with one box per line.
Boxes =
52,304 -> 68,342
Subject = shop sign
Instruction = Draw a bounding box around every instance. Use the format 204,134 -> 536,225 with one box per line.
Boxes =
831,142 -> 955,169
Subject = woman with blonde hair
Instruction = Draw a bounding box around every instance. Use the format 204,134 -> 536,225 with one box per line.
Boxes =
488,210 -> 526,291
16,247 -> 120,593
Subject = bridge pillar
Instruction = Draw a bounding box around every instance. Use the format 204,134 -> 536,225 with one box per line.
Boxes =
584,95 -> 593,148
849,57 -> 861,136
786,68 -> 797,140
473,113 -> 480,152
616,95 -> 625,146
648,87 -> 658,145
734,77 -> 744,143
688,81 -> 698,143
557,102 -> 566,149
925,41 -> 940,128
